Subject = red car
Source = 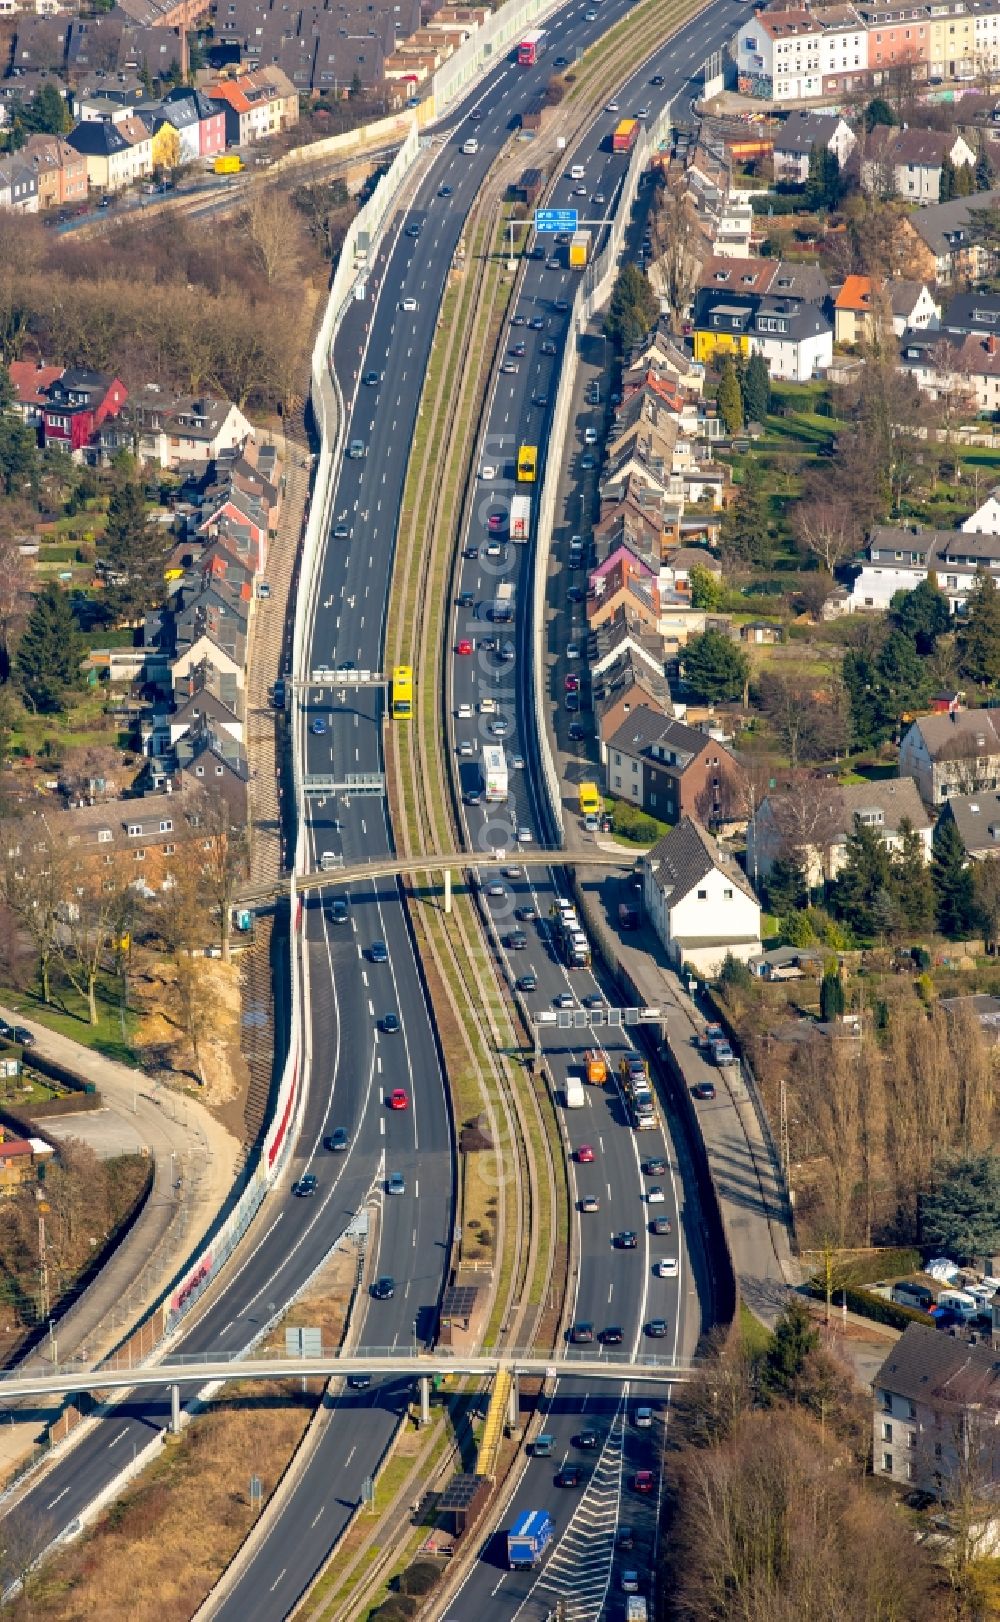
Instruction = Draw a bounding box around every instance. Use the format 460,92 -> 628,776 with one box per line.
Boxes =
633,1470 -> 655,1494
487,513 -> 506,532
457,639 -> 473,655
577,1144 -> 595,1164
389,1088 -> 409,1110
565,675 -> 580,692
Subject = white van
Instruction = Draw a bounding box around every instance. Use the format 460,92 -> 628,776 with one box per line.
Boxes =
938,1289 -> 979,1321
570,164 -> 585,180
462,137 -> 479,155
457,702 -> 472,720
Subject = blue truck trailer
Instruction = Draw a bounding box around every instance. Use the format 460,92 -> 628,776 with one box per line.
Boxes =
507,1508 -> 555,1569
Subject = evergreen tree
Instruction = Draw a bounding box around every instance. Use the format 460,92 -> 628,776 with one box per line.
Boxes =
863,97 -> 895,131
102,481 -> 163,620
819,970 -> 845,1020
939,152 -> 957,203
761,1298 -> 819,1402
0,365 -> 38,497
681,629 -> 750,702
834,816 -> 892,935
805,145 -> 841,209
931,810 -> 977,938
742,350 -> 771,425
893,816 -> 935,933
976,138 -> 996,192
954,162 -> 974,198
14,584 -> 83,714
605,264 -> 659,356
688,563 -> 724,610
717,355 -> 744,437
958,571 -> 1000,687
721,459 -> 771,567
888,573 -> 950,654
923,1150 -> 1000,1263
765,855 -> 807,915
843,631 -> 930,749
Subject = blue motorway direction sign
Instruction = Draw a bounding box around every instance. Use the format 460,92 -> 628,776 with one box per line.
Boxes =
535,208 -> 578,233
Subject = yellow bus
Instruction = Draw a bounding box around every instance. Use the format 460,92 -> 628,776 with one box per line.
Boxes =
391,664 -> 412,719
517,444 -> 538,483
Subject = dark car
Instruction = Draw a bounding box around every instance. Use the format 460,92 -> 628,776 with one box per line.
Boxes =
463,545 -> 479,559
438,184 -> 453,197
567,586 -> 585,603
575,1429 -> 600,1449
347,1374 -> 371,1389
516,905 -> 537,922
554,298 -> 570,312
582,993 -> 603,1009
650,72 -> 665,84
554,53 -> 568,65
570,1321 -> 595,1344
646,1318 -> 668,1338
381,1012 -> 401,1035
650,1216 -> 673,1236
328,897 -> 349,925
458,590 -> 476,608
568,723 -> 587,742
505,931 -> 528,950
529,316 -> 546,331
517,973 -> 538,993
692,1081 -> 717,1101
617,1524 -> 635,1552
11,1025 -> 35,1048
616,1230 -> 637,1249
601,1325 -> 624,1345
371,1276 -> 395,1300
293,1173 -> 318,1197
558,1464 -> 584,1487
541,339 -> 557,355
369,941 -> 389,964
324,1128 -> 349,1152
465,790 -> 483,807
363,370 -> 380,386
643,1157 -> 667,1177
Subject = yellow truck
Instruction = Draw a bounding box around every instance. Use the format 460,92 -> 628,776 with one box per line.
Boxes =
578,782 -> 601,816
584,1050 -> 608,1086
214,154 -> 243,175
569,229 -> 591,269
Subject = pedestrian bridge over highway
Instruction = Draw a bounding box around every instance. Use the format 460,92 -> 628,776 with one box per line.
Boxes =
239,848 -> 643,908
0,1349 -> 693,1405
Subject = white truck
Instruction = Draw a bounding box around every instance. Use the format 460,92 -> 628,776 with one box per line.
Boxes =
493,582 -> 514,622
626,1600 -> 648,1622
564,1075 -> 585,1109
483,744 -> 508,802
510,494 -> 531,542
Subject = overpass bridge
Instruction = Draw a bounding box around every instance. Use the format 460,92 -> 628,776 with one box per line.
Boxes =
239,847 -> 642,908
0,1349 -> 692,1406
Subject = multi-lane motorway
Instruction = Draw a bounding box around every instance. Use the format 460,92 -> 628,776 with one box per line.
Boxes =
5,1 -> 751,1615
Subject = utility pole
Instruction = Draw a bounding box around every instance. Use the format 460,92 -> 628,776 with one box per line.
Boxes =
37,1209 -> 49,1323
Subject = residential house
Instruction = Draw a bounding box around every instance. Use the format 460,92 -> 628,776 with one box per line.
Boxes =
207,65 -> 299,147
169,660 -> 243,747
170,632 -> 244,693
41,367 -> 127,457
962,487 -> 1000,534
873,1324 -> 1000,1494
605,706 -> 744,826
171,716 -> 249,821
697,254 -> 780,299
900,328 -> 1000,416
889,279 -> 940,336
659,547 -> 723,595
862,126 -> 975,204
66,117 -> 135,192
848,523 -> 1000,614
771,109 -> 856,183
0,156 -> 39,212
96,385 -> 254,469
0,1136 -> 38,1195
587,551 -> 660,633
162,84 -> 226,160
692,288 -> 833,379
7,361 -> 64,429
173,581 -> 248,665
940,290 -> 1000,339
895,190 -> 1000,286
746,776 -> 932,888
941,791 -> 1000,859
899,706 -> 1000,806
736,8 -> 824,101
21,133 -> 88,209
197,484 -> 269,574
814,1 -> 870,96
833,274 -> 881,344
0,787 -> 197,895
595,649 -> 673,757
642,816 -> 761,976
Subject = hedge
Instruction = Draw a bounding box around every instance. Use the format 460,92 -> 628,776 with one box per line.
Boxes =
803,1281 -> 931,1331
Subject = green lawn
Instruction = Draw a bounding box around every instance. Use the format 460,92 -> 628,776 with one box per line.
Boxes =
739,1300 -> 774,1356
1,976 -> 140,1068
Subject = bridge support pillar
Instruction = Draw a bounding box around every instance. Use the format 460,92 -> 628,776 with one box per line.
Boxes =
443,868 -> 452,915
170,1383 -> 181,1435
507,1371 -> 519,1430
419,1375 -> 431,1427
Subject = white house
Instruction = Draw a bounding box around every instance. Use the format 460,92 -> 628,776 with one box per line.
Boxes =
899,707 -> 1000,806
961,488 -> 1000,535
736,9 -> 823,102
642,817 -> 761,977
890,280 -> 940,337
847,524 -> 1000,614
748,298 -> 833,383
746,777 -> 932,889
771,110 -> 857,184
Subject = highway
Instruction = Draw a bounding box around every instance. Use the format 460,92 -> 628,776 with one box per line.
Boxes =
1,2 -> 750,1616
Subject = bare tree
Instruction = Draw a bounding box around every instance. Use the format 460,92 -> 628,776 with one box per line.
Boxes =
650,180 -> 702,319
170,953 -> 216,1086
244,185 -> 301,286
974,856 -> 1000,949
56,862 -> 134,1026
0,1504 -> 55,1604
192,787 -> 248,963
0,821 -> 69,1006
792,472 -> 863,575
